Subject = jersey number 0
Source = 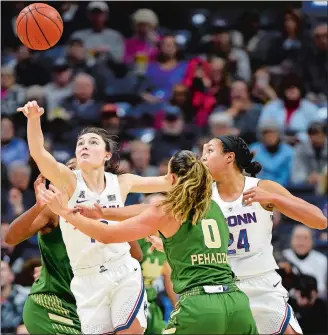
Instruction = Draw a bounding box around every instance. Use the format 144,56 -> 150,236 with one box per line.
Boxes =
201,219 -> 222,248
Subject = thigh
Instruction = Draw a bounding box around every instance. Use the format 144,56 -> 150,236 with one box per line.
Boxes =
23,295 -> 81,335
224,291 -> 258,335
237,272 -> 301,334
165,294 -> 227,334
70,274 -> 114,334
110,264 -> 147,333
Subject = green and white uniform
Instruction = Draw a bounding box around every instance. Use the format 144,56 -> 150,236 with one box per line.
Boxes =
162,200 -> 258,334
23,225 -> 81,334
139,239 -> 167,334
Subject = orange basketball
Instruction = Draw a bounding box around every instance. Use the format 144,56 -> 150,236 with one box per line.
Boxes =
16,3 -> 63,51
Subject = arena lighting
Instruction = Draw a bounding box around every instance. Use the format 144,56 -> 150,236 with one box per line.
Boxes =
190,9 -> 211,27
174,30 -> 192,48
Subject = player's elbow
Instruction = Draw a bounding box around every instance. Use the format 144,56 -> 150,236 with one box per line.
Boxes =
4,233 -> 19,246
316,215 -> 328,230
305,208 -> 327,230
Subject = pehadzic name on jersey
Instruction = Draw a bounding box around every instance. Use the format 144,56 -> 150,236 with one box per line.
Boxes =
191,252 -> 227,265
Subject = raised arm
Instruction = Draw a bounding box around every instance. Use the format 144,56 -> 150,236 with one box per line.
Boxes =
17,101 -> 75,192
243,180 -> 327,230
118,173 -> 171,200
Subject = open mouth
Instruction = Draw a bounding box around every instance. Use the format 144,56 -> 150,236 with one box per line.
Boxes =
81,153 -> 89,158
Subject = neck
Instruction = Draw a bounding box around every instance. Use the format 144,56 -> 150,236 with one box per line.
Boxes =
81,167 -> 106,194
1,284 -> 12,300
216,170 -> 245,201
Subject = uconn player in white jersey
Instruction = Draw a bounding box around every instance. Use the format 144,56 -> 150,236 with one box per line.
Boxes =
202,135 -> 327,335
18,101 -> 171,334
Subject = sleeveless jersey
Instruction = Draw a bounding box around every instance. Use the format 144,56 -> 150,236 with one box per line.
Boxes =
59,170 -> 130,272
160,200 -> 234,294
138,239 -> 166,302
29,224 -> 75,304
212,176 -> 278,279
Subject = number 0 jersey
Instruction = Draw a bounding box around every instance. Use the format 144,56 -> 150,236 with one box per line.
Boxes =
160,200 -> 234,294
212,176 -> 278,279
59,170 -> 130,273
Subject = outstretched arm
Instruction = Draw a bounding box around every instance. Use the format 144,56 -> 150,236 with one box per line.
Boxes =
243,180 -> 327,230
61,206 -> 164,244
17,101 -> 75,192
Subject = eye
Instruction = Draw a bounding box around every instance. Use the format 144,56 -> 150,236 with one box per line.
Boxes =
90,140 -> 98,145
77,141 -> 83,146
208,148 -> 213,153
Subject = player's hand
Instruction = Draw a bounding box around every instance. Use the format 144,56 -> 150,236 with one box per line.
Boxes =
33,266 -> 42,281
75,203 -> 104,219
145,235 -> 164,252
17,100 -> 44,119
242,187 -> 275,206
34,174 -> 47,208
37,184 -> 68,216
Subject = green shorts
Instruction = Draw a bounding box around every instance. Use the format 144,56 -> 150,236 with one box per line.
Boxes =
165,284 -> 258,335
145,300 -> 166,335
23,293 -> 81,334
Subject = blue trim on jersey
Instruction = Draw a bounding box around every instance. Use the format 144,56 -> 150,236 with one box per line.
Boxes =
114,277 -> 145,332
279,304 -> 291,335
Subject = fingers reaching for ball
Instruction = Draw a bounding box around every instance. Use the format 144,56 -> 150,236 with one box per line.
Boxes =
17,100 -> 44,119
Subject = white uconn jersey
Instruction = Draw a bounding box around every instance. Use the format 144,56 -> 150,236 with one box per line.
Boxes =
59,170 -> 130,272
212,176 -> 278,278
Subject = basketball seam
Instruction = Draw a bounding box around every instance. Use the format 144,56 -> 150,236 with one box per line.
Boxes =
25,15 -> 33,49
16,7 -> 50,27
28,6 -> 51,48
34,7 -> 63,35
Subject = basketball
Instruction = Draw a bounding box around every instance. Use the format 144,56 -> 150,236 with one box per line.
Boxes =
16,3 -> 63,51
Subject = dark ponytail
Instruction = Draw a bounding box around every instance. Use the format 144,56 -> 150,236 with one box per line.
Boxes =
218,135 -> 262,177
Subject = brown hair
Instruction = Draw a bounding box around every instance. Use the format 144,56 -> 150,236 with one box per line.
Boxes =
160,150 -> 212,226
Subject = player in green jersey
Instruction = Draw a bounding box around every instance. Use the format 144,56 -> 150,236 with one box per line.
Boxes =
5,163 -> 143,334
140,194 -> 178,335
39,150 -> 258,335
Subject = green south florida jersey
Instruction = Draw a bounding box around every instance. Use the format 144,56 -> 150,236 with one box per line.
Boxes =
161,200 -> 234,294
139,239 -> 166,302
29,224 -> 76,304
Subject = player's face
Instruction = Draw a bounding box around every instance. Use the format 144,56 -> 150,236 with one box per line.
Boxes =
202,138 -> 227,181
75,133 -> 109,170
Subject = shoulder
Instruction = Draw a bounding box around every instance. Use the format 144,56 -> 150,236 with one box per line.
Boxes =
300,99 -> 318,112
282,248 -> 294,259
310,250 -> 327,264
262,99 -> 282,111
258,179 -> 289,195
281,143 -> 295,154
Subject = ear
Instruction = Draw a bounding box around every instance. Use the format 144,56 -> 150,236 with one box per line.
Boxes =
226,152 -> 235,164
170,173 -> 177,186
104,152 -> 113,162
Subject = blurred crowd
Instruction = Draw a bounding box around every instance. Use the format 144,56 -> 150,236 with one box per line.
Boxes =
1,1 -> 327,334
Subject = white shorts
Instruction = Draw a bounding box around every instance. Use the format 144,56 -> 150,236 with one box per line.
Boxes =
237,271 -> 302,335
71,255 -> 148,334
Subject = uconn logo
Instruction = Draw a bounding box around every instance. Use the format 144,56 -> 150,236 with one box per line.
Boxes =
227,212 -> 257,227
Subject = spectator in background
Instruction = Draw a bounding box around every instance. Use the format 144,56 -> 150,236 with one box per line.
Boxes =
1,66 -> 25,116
317,165 -> 327,196
270,9 -> 304,65
207,111 -> 238,138
300,23 -> 328,103
70,1 -> 124,62
283,225 -> 327,299
66,38 -> 95,75
1,261 -> 29,334
14,46 -> 51,87
100,103 -> 121,136
60,72 -> 101,135
250,121 -> 294,186
225,80 -> 262,144
170,84 -> 195,124
144,35 -> 187,101
183,57 -> 231,126
200,23 -> 251,82
289,275 -> 327,335
1,117 -> 29,167
130,140 -> 158,177
250,67 -> 277,105
44,59 -> 73,115
3,162 -> 35,219
151,107 -> 196,165
291,122 -> 327,186
259,73 -> 319,139
125,9 -> 159,73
